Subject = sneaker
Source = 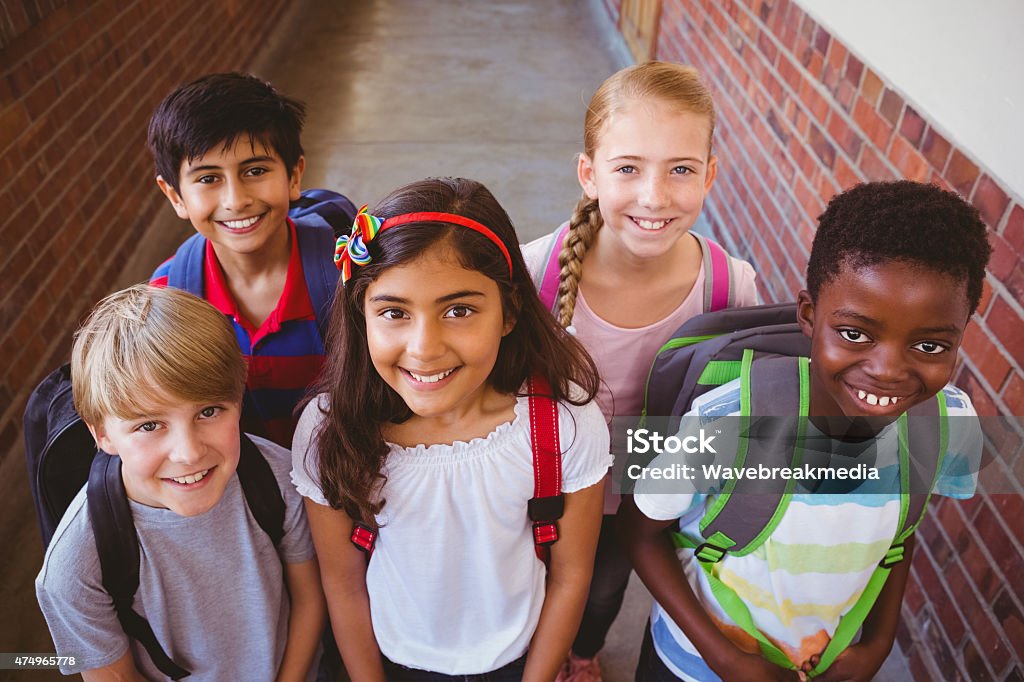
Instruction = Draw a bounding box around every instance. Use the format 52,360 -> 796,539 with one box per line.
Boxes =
556,653 -> 602,682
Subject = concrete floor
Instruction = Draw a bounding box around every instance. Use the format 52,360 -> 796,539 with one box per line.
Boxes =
5,1 -> 916,679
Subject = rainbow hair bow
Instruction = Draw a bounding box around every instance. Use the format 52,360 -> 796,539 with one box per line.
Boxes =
335,205 -> 383,283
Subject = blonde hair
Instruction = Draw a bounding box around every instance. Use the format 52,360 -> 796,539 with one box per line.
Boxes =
557,61 -> 717,327
71,284 -> 247,425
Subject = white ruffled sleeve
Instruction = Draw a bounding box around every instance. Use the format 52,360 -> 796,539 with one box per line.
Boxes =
558,397 -> 613,494
290,394 -> 332,506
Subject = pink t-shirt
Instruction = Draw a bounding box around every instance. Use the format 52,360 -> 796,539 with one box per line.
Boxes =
522,232 -> 759,512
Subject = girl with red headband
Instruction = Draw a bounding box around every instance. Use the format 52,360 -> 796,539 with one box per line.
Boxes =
291,177 -> 610,681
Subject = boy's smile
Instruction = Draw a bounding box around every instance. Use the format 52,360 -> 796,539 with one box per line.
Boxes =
89,397 -> 243,517
797,260 -> 970,429
157,138 -> 304,260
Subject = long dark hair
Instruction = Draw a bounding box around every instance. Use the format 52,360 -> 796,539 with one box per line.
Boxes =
311,177 -> 600,524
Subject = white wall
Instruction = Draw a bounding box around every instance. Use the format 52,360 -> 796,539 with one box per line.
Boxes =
797,0 -> 1024,200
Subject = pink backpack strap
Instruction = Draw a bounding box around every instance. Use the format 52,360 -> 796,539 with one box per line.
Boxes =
527,374 -> 563,563
537,222 -> 570,315
694,233 -> 735,312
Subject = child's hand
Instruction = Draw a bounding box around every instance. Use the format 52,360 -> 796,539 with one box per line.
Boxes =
718,651 -> 804,681
800,642 -> 887,681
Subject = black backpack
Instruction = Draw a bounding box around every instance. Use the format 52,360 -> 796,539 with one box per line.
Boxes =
24,363 -> 286,680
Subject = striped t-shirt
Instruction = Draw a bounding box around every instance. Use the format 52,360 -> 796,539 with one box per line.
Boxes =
634,380 -> 980,681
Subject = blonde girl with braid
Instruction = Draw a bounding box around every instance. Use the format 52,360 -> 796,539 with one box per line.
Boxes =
522,61 -> 759,681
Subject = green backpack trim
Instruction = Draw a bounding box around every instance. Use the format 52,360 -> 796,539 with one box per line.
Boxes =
672,358 -> 948,676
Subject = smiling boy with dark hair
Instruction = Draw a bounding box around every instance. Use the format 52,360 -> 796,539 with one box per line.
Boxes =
620,180 -> 992,682
148,72 -> 345,447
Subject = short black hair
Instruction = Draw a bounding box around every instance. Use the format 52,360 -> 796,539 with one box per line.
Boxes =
147,72 -> 305,193
806,181 -> 992,313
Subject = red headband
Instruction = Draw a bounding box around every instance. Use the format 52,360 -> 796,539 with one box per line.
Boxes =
334,207 -> 514,284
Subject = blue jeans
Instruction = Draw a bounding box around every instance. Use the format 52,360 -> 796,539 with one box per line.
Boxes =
383,654 -> 528,682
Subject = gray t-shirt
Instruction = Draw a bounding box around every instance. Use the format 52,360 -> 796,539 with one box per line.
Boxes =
35,435 -> 316,679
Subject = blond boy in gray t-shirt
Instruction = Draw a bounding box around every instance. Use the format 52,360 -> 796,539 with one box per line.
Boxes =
35,285 -> 324,680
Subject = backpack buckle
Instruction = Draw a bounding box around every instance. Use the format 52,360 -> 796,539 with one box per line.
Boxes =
528,495 -> 564,522
695,542 -> 728,563
350,523 -> 377,555
879,543 -> 905,569
533,521 -> 559,547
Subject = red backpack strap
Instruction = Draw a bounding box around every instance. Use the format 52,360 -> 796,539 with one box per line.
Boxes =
527,374 -> 563,562
694,233 -> 735,312
350,522 -> 377,557
537,223 -> 570,315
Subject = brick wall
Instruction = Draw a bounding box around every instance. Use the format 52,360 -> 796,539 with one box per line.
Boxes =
0,0 -> 290,463
641,0 -> 1024,679
0,0 -> 288,652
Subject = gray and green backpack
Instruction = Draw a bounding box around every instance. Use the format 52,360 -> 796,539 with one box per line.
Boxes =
639,302 -> 948,677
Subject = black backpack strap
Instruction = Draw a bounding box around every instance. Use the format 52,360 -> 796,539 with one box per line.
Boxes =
695,353 -> 806,562
87,452 -> 191,679
236,434 -> 285,546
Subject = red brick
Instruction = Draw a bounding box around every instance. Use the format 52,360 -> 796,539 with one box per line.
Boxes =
986,295 -> 1024,368
861,68 -> 884,105
971,174 -> 1011,230
946,150 -> 980,198
907,646 -> 937,681
834,154 -> 862,190
787,136 -> 816,181
852,96 -> 893,150
935,558 -> 968,645
904,573 -> 925,614
1007,261 -> 1024,311
991,589 -> 1024,667
797,75 -> 830,124
0,102 -> 31,156
960,370 -> 998,417
756,30 -> 778,65
1001,205 -> 1024,265
988,231 -> 1020,283
835,78 -> 856,111
808,22 -> 827,52
878,88 -> 904,126
806,122 -> 835,169
919,126 -> 952,172
899,105 -> 926,146
961,637 -> 997,682
963,323 -> 1011,390
22,74 -> 62,121
858,146 -> 896,182
842,52 -> 864,85
1003,372 -> 1024,417
888,134 -> 929,181
976,282 -> 995,319
827,112 -> 864,161
974,501 -> 1024,605
991,495 -> 1024,548
946,524 -> 996,602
